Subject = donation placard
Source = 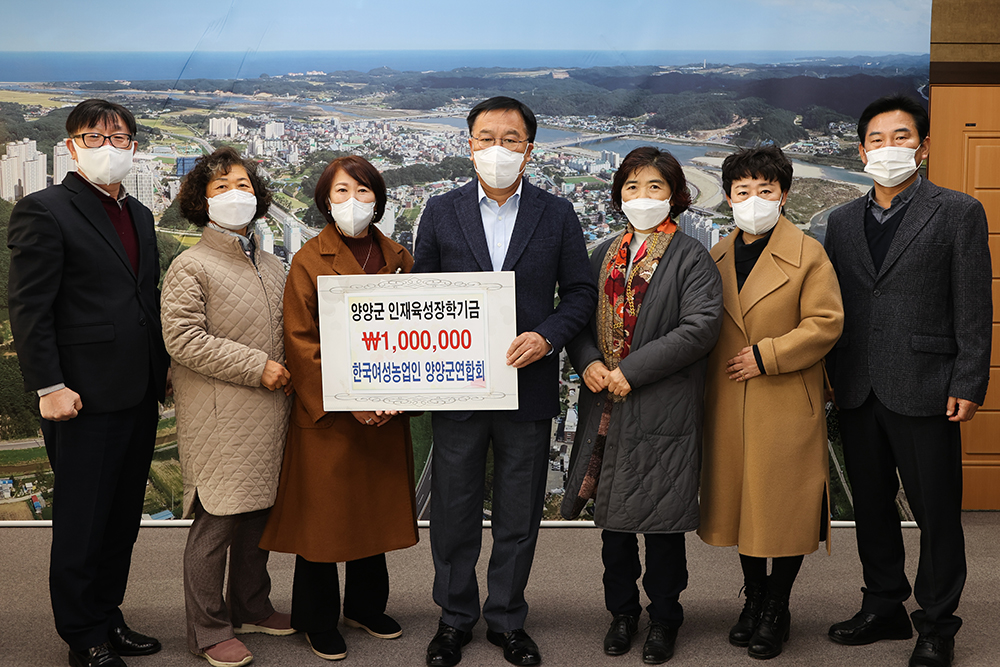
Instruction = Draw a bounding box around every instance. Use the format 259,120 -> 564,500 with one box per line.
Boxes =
317,271 -> 518,411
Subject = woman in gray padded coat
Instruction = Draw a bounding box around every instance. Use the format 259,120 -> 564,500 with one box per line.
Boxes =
561,147 -> 723,665
161,147 -> 294,667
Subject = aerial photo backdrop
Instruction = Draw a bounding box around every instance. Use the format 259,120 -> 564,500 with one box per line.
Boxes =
0,0 -> 932,522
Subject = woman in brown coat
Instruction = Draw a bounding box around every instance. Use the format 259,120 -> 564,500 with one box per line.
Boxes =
162,147 -> 294,667
698,147 -> 844,660
259,155 -> 418,662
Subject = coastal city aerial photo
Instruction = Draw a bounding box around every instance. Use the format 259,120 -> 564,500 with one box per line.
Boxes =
0,0 -> 932,523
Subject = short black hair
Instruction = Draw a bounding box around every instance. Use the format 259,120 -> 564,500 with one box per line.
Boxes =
467,96 -> 537,143
721,146 -> 793,196
178,147 -> 272,227
857,94 -> 929,144
66,98 -> 137,137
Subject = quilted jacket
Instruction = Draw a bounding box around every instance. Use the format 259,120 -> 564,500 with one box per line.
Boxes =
562,231 -> 723,533
161,227 -> 291,518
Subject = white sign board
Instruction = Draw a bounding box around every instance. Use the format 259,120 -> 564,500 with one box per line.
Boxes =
318,271 -> 518,411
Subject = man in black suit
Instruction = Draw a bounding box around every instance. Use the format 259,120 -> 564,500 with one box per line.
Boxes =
7,99 -> 170,667
413,96 -> 597,666
824,95 -> 992,667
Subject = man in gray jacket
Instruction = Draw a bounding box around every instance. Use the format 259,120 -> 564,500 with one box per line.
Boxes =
824,95 -> 991,667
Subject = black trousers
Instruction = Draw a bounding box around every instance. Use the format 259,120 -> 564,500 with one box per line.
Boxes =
290,554 -> 389,633
601,530 -> 687,627
839,392 -> 966,637
429,413 -> 551,633
42,387 -> 159,650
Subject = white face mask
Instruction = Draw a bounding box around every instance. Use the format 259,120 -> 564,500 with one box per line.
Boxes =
732,195 -> 782,236
331,197 -> 375,237
621,198 -> 672,231
473,145 -> 527,190
206,189 -> 258,231
72,143 -> 134,185
863,145 -> 920,188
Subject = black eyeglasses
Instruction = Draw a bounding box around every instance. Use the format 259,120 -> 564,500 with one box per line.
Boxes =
471,136 -> 530,150
73,133 -> 134,149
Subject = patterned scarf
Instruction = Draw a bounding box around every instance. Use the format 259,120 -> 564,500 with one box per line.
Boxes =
596,217 -> 677,381
568,217 -> 676,518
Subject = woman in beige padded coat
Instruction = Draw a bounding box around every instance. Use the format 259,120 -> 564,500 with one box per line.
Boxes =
161,147 -> 294,667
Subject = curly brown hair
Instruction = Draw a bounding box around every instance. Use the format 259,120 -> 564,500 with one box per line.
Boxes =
178,147 -> 272,227
611,146 -> 691,220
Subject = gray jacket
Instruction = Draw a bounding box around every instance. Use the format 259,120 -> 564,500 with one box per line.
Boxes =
562,231 -> 723,533
824,178 -> 992,415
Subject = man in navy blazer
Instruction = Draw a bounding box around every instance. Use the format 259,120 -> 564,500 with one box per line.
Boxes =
413,97 -> 597,667
8,99 -> 170,667
824,95 -> 991,667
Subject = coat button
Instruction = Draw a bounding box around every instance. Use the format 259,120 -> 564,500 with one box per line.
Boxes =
873,289 -> 881,297
139,317 -> 146,326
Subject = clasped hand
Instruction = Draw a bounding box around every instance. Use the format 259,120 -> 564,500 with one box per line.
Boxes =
352,410 -> 401,427
261,360 -> 294,396
583,361 -> 631,397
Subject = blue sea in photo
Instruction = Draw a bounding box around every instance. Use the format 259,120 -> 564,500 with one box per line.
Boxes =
0,50 -> 926,82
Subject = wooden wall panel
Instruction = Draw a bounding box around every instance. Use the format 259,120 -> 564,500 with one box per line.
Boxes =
962,465 -> 1000,509
962,414 -> 1000,455
932,0 -> 1000,46
993,323 -> 1000,365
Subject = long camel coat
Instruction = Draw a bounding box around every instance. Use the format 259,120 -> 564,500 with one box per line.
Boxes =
260,224 -> 418,563
698,217 -> 843,557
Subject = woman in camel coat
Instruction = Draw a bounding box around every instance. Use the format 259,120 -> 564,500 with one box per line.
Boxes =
698,147 -> 843,660
260,155 -> 417,662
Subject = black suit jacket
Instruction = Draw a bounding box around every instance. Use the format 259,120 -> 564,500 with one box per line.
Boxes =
412,179 -> 597,422
824,178 -> 992,416
7,174 -> 170,414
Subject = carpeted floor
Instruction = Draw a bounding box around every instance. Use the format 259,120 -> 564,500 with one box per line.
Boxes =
2,513 -> 997,666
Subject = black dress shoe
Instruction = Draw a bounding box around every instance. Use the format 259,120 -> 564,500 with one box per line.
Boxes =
642,622 -> 677,665
68,643 -> 127,667
604,614 -> 639,656
486,628 -> 541,666
747,596 -> 790,660
909,633 -> 954,667
828,607 -> 912,645
730,583 -> 767,647
108,624 -> 161,656
427,621 -> 472,667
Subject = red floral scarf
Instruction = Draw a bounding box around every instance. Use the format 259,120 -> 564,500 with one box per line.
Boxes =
597,217 -> 677,375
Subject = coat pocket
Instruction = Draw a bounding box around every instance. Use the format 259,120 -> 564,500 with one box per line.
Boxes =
910,334 -> 958,355
291,397 -> 334,429
56,323 -> 115,345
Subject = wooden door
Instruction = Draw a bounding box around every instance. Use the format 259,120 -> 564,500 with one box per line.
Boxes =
960,134 -> 1000,508
928,86 -> 1000,509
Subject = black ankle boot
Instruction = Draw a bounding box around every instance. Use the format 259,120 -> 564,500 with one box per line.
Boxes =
747,595 -> 790,660
729,583 -> 767,647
